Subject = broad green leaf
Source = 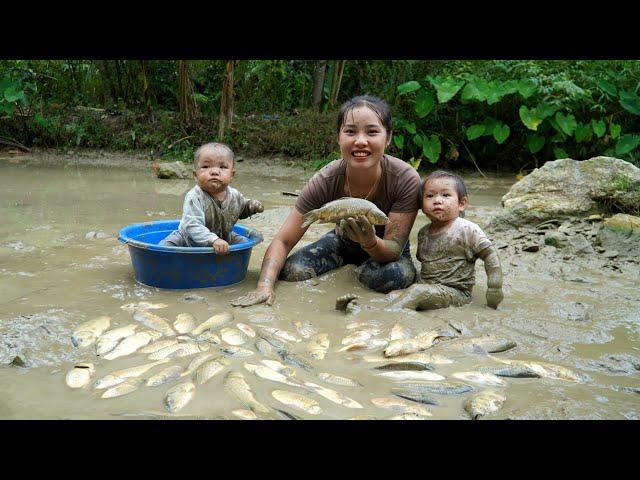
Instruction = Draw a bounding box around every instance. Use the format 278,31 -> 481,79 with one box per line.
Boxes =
527,135 -> 545,154
598,79 -> 617,97
397,81 -> 421,95
422,135 -> 441,163
428,76 -> 465,104
517,79 -> 538,98
485,81 -> 507,105
0,101 -> 16,115
535,103 -> 559,119
412,134 -> 424,147
393,134 -> 404,150
619,90 -> 640,116
555,112 -> 578,136
4,86 -> 25,103
549,117 -> 566,137
493,123 -> 510,144
574,123 -> 592,143
519,106 -> 543,131
466,124 -> 485,140
553,147 -> 569,159
34,113 -> 47,126
615,135 -> 640,156
502,80 -> 519,95
414,90 -> 435,118
460,80 -> 486,102
591,119 -> 606,138
404,122 -> 417,134
408,157 -> 422,170
610,123 -> 621,139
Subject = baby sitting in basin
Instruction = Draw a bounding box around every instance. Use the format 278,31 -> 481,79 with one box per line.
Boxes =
160,142 -> 263,254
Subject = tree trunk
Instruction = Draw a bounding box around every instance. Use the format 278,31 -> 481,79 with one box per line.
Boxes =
311,60 -> 328,111
329,60 -> 346,107
179,60 -> 199,128
218,60 -> 236,140
97,60 -> 114,104
114,60 -> 125,102
140,60 -> 155,122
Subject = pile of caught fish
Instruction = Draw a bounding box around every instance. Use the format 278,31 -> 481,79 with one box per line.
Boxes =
65,301 -> 587,420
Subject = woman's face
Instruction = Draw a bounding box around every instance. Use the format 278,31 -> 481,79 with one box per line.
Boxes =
338,106 -> 390,170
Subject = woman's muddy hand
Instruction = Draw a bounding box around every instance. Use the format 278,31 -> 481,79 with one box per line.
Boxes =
230,288 -> 275,307
339,215 -> 376,248
486,287 -> 504,309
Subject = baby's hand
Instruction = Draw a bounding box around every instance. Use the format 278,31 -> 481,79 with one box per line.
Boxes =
249,200 -> 264,215
486,287 -> 504,309
213,238 -> 230,255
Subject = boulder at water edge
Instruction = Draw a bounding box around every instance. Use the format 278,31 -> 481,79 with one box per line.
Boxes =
597,213 -> 640,257
156,161 -> 191,179
488,156 -> 640,230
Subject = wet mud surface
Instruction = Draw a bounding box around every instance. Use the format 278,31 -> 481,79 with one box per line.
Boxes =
1,151 -> 638,420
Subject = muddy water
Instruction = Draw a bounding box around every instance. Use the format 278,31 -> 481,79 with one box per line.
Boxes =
1,153 -> 638,420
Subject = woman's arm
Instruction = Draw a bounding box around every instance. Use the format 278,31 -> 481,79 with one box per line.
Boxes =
230,209 -> 307,307
341,210 -> 417,263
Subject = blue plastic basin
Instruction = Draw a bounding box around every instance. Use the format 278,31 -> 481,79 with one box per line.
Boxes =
118,220 -> 262,289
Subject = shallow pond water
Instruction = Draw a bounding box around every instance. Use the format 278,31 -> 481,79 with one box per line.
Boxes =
1,152 -> 638,420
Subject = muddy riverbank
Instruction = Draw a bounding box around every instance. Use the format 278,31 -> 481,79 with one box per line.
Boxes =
1,151 -> 638,420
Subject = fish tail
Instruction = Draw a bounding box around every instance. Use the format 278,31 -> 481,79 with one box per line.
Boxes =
300,211 -> 317,229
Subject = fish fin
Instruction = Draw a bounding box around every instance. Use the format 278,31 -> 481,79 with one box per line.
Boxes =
300,211 -> 316,229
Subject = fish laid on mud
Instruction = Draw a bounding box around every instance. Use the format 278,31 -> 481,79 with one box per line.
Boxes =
261,360 -> 296,377
65,363 -> 95,389
164,382 -> 196,413
318,372 -> 361,387
278,350 -> 314,372
95,324 -> 139,356
490,357 -> 585,382
148,341 -> 209,360
391,390 -> 439,406
373,362 -> 434,372
258,326 -> 301,343
146,365 -> 184,387
376,371 -> 445,382
271,389 -> 322,415
194,357 -> 230,385
451,371 -> 507,387
371,397 -> 433,417
293,320 -> 317,339
196,331 -> 221,344
224,371 -> 270,414
393,381 -> 474,396
220,327 -> 247,346
93,359 -> 170,390
102,330 -> 162,360
173,313 -> 197,334
120,302 -> 167,312
479,365 -> 541,378
218,345 -> 254,358
443,336 -> 517,354
190,312 -> 234,336
101,378 -> 144,399
300,197 -> 389,229
138,339 -> 179,355
383,330 -> 443,358
464,391 -> 506,420
306,333 -> 330,360
255,337 -> 277,356
338,338 -> 387,352
302,382 -> 362,409
71,316 -> 112,348
232,409 -> 259,420
244,362 -> 301,387
389,323 -> 412,341
363,352 -> 454,366
133,310 -> 176,337
236,323 -> 256,338
182,351 -> 218,377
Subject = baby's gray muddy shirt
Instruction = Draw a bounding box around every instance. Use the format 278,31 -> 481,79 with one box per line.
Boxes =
178,185 -> 255,246
416,217 -> 492,292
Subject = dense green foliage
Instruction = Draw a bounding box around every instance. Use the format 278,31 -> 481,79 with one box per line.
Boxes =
1,60 -> 638,170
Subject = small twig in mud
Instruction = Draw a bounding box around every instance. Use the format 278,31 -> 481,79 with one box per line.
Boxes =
460,140 -> 486,178
281,191 -> 301,197
168,135 -> 194,150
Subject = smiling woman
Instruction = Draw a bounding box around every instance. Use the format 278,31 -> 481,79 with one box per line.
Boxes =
231,95 -> 422,308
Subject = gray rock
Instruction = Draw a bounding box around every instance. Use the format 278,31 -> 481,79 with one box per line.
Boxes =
522,244 -> 540,252
596,214 -> 640,257
488,157 -> 640,229
156,161 -> 191,179
565,234 -> 594,255
10,354 -> 29,368
544,231 -> 568,248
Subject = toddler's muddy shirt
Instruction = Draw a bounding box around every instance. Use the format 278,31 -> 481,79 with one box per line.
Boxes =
179,185 -> 254,246
416,217 -> 493,292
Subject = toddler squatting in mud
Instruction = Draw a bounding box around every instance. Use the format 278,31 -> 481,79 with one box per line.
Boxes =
388,170 -> 504,310
160,142 -> 263,254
